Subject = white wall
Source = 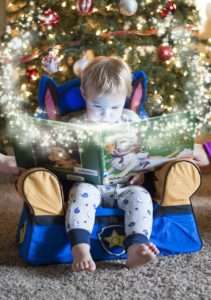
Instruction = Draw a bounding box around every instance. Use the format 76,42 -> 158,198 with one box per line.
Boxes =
195,0 -> 211,38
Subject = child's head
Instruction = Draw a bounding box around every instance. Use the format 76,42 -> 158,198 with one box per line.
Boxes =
81,56 -> 132,123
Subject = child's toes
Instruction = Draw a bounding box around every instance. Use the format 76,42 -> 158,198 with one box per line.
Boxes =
148,243 -> 159,255
88,260 -> 96,272
71,259 -> 96,272
154,247 -> 160,255
82,261 -> 89,270
80,262 -> 86,271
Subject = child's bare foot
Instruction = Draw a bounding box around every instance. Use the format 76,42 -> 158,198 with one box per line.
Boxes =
127,243 -> 159,269
72,243 -> 96,272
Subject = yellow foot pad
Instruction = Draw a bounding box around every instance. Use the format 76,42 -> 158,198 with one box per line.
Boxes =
154,160 -> 201,206
17,168 -> 64,216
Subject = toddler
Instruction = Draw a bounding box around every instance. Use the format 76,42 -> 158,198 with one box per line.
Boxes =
65,56 -> 159,272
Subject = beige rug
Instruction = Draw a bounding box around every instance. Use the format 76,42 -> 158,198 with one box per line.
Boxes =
0,174 -> 211,300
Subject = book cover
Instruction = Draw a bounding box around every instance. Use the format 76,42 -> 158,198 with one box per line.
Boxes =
101,112 -> 195,184
13,111 -> 196,185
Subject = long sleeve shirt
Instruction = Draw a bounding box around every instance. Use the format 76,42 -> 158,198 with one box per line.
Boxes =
203,141 -> 211,160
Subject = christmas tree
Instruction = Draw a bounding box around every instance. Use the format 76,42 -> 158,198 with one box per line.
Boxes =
0,0 -> 210,150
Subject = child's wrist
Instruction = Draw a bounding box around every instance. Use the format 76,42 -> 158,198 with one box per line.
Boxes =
203,142 -> 211,161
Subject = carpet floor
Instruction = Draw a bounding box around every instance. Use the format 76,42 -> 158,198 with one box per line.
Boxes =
0,174 -> 211,300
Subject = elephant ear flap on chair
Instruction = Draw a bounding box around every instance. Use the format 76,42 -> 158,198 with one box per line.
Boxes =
37,76 -> 60,120
153,160 -> 201,207
16,168 -> 65,216
126,71 -> 148,118
37,75 -> 86,120
150,160 -> 203,255
16,168 -> 72,266
37,70 -> 148,121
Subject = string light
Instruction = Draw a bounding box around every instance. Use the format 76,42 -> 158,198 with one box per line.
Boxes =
0,0 -> 210,150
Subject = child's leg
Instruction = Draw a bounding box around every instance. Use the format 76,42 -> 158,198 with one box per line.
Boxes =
65,182 -> 101,272
117,185 -> 159,268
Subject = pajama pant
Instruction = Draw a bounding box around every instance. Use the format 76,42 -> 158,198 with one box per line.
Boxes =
65,183 -> 153,250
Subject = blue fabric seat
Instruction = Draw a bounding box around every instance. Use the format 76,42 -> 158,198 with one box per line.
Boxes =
16,73 -> 203,265
17,201 -> 202,265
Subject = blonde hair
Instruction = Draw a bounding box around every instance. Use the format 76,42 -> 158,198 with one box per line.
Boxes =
81,56 -> 132,101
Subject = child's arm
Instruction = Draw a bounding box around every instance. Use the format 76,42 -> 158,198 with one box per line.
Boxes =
164,144 -> 210,168
0,153 -> 20,175
193,143 -> 210,167
129,172 -> 145,185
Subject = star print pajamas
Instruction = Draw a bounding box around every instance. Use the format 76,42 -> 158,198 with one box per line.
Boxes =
65,182 -> 153,249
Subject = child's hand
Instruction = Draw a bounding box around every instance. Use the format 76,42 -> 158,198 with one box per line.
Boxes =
0,153 -> 21,175
129,173 -> 145,185
192,144 -> 210,167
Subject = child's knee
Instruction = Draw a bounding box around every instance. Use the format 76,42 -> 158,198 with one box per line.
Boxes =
69,182 -> 101,205
118,186 -> 152,209
130,186 -> 152,201
74,182 -> 100,196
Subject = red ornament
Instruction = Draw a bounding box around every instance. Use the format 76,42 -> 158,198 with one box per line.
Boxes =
41,9 -> 60,26
160,7 -> 169,18
76,0 -> 93,15
166,0 -> 176,13
26,67 -> 39,81
160,0 -> 176,18
157,45 -> 173,61
20,51 -> 40,64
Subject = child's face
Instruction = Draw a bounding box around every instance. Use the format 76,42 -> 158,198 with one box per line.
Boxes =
86,91 -> 126,123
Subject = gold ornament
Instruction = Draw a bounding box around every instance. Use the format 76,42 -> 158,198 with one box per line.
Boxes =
59,64 -> 68,74
73,49 -> 95,77
6,1 -> 27,13
10,27 -> 20,37
67,56 -> 74,66
87,19 -> 98,30
7,12 -> 22,24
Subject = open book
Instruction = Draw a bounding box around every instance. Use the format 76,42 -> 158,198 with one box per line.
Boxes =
13,111 -> 196,185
